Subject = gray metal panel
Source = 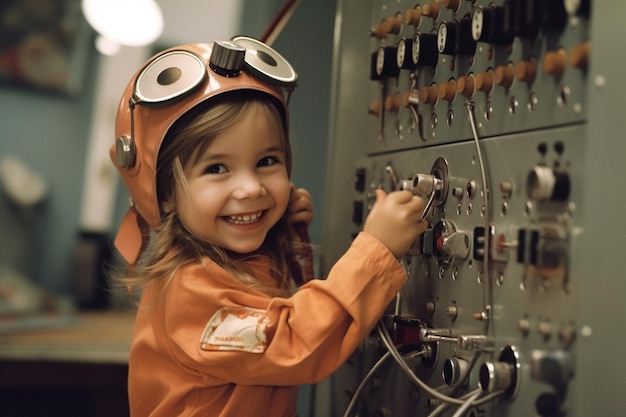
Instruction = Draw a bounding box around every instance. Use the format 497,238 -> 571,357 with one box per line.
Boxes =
321,0 -> 619,416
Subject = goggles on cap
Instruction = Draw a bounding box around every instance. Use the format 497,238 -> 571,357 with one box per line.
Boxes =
110,37 -> 298,264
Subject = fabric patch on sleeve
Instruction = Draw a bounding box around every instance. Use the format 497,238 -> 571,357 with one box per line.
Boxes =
200,307 -> 270,353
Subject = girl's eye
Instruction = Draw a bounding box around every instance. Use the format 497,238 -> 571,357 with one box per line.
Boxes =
205,164 -> 227,174
258,156 -> 280,167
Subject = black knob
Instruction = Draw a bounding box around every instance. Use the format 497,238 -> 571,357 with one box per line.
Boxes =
413,33 -> 439,67
535,392 -> 562,417
372,46 -> 400,79
396,38 -> 416,70
209,40 -> 245,77
438,19 -> 476,56
472,5 -> 514,44
512,0 -> 542,37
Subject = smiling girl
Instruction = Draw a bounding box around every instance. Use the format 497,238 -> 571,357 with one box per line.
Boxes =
109,38 -> 427,417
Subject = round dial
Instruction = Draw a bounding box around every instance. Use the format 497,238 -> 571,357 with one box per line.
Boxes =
412,33 -> 421,65
376,46 -> 385,76
397,38 -> 406,68
437,22 -> 457,55
472,7 -> 485,41
437,23 -> 448,53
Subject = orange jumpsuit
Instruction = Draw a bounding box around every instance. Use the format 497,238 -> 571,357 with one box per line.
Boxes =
128,232 -> 407,417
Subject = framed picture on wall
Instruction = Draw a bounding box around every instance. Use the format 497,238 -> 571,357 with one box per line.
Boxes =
0,0 -> 92,96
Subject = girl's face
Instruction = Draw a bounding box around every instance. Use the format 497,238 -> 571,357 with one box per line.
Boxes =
174,106 -> 291,254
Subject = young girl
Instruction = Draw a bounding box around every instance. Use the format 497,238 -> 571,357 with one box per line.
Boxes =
110,38 -> 427,417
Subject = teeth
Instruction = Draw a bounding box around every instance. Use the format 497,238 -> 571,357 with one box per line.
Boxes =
227,211 -> 262,225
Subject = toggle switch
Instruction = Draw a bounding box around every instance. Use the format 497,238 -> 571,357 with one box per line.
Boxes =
516,58 -> 538,83
543,49 -> 567,78
457,75 -> 476,98
439,79 -> 457,102
495,62 -> 515,89
475,69 -> 495,93
368,99 -> 382,116
405,6 -> 422,27
384,14 -> 403,35
531,349 -> 574,388
434,220 -> 471,261
526,165 -> 570,202
517,225 -> 568,279
385,94 -> 401,113
352,201 -> 364,225
441,0 -> 460,12
420,84 -> 439,105
354,168 -> 366,192
371,21 -> 389,40
422,2 -> 441,20
570,41 -> 591,70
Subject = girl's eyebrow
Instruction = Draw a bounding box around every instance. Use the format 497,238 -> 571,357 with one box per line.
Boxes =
195,144 -> 285,163
263,145 -> 285,153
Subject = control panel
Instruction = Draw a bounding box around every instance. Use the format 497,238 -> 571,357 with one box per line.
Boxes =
319,0 -> 619,416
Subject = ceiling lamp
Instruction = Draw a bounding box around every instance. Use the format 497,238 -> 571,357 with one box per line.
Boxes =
81,0 -> 164,54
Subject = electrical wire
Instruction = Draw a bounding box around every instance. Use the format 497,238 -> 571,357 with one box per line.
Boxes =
465,101 -> 492,332
377,322 -> 504,408
377,323 -> 467,406
342,351 -> 393,417
450,389 -> 483,417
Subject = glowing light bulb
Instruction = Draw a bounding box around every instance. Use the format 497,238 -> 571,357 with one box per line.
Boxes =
82,0 -> 164,50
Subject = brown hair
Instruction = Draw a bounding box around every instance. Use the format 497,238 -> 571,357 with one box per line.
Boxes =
114,91 -> 301,299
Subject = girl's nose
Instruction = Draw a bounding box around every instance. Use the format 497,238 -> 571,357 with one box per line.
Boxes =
232,172 -> 266,199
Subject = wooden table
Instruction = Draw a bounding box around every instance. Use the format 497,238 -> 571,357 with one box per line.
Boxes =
0,310 -> 136,417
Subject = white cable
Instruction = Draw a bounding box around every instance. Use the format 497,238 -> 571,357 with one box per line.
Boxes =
342,350 -> 393,417
427,388 -> 505,417
465,101 -> 492,332
343,344 -> 428,417
377,322 -> 505,408
450,389 -> 482,417
376,323 -> 468,406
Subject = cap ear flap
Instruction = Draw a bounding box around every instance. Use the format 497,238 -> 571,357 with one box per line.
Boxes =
114,209 -> 151,265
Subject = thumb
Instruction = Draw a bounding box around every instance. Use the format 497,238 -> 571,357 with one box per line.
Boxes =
374,188 -> 387,203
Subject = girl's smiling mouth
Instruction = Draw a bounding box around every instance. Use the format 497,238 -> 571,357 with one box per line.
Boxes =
224,211 -> 264,225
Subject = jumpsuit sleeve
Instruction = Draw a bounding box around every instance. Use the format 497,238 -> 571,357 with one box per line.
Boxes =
162,232 -> 407,386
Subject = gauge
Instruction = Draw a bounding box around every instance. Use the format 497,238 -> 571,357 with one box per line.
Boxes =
412,33 -> 421,65
437,22 -> 452,54
472,7 -> 486,41
376,46 -> 385,76
396,38 -> 406,68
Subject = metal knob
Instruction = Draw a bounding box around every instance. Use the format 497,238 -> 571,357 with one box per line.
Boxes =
209,40 -> 246,77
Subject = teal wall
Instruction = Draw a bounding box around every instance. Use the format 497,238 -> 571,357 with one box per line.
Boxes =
0,36 -> 99,294
240,0 -> 337,246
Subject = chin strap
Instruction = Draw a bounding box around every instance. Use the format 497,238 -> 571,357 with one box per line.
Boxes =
114,209 -> 151,265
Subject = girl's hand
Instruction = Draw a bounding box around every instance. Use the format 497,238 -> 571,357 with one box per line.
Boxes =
363,189 -> 428,259
288,184 -> 313,227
